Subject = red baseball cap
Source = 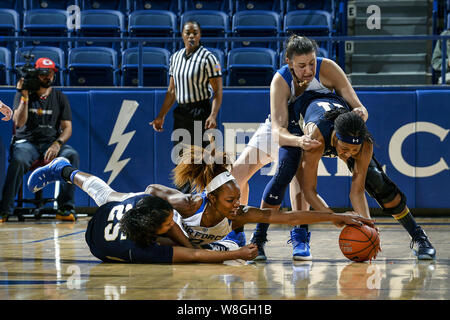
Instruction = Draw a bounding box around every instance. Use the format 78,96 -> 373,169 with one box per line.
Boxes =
35,57 -> 58,72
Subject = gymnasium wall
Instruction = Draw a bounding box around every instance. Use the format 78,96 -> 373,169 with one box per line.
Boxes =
0,87 -> 449,210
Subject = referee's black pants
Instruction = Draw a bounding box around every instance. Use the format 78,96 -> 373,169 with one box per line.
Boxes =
172,99 -> 213,193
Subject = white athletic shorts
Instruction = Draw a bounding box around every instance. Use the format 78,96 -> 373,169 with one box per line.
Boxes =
247,117 -> 279,161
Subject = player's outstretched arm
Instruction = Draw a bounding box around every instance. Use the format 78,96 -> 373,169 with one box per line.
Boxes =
172,244 -> 258,263
234,206 -> 374,229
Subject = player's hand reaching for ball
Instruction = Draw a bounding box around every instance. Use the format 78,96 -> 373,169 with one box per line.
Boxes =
333,211 -> 375,228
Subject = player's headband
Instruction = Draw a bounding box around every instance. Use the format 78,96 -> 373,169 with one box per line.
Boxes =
335,132 -> 363,145
205,171 -> 236,194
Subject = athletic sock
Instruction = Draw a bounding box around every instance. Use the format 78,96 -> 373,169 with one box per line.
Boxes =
61,166 -> 78,183
394,209 -> 419,237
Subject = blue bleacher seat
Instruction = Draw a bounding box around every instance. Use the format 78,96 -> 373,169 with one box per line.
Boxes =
15,46 -> 65,86
77,10 -> 124,49
130,0 -> 181,15
28,0 -> 80,10
81,0 -> 128,12
128,10 -> 177,52
286,0 -> 334,14
185,0 -> 232,15
0,9 -> 19,51
316,47 -> 328,58
121,47 -> 170,86
23,9 -> 70,49
284,10 -> 333,54
181,10 -> 230,50
284,10 -> 332,36
227,47 -> 277,86
68,46 -> 118,86
0,1 -> 25,13
235,0 -> 283,14
0,47 -> 12,85
231,10 -> 281,50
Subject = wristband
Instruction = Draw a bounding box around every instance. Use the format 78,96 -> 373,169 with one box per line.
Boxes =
55,139 -> 64,146
20,96 -> 29,103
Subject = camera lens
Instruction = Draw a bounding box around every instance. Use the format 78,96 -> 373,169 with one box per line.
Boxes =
38,68 -> 50,76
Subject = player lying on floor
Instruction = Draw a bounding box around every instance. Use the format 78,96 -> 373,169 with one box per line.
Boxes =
27,154 -> 374,263
28,157 -> 256,264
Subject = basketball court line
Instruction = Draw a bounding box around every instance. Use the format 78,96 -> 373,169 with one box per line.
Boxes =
21,230 -> 85,244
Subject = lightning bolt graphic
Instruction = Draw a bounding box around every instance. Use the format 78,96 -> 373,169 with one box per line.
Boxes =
104,100 -> 139,185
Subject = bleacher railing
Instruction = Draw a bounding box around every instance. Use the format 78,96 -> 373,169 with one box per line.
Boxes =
1,34 -> 449,87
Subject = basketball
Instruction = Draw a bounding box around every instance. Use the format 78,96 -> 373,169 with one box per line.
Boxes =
339,224 -> 380,262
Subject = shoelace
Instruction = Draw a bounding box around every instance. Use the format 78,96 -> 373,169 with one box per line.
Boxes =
287,231 -> 310,245
410,236 -> 431,250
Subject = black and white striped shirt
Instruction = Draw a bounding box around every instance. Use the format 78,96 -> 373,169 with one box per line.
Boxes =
169,46 -> 222,105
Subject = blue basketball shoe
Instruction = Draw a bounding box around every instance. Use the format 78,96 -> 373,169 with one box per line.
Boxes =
223,230 -> 247,247
27,157 -> 71,193
288,227 -> 312,261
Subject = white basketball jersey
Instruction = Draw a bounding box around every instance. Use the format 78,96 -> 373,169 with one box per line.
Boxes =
173,193 -> 233,248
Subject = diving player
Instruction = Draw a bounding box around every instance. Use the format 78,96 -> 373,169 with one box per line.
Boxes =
27,157 -> 259,263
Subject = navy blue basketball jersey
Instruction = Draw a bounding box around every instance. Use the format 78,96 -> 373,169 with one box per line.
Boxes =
85,194 -> 173,263
289,91 -> 351,157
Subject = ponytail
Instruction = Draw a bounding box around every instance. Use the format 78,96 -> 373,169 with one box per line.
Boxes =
172,144 -> 232,193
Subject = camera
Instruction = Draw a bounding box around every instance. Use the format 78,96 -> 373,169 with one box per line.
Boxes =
15,53 -> 47,92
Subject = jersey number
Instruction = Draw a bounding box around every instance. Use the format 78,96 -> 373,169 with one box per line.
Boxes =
104,204 -> 132,241
317,101 -> 344,111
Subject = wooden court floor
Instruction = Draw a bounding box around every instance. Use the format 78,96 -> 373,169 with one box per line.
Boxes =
0,216 -> 449,301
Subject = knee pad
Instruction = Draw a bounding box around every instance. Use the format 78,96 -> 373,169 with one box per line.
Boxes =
262,146 -> 302,206
364,157 -> 407,215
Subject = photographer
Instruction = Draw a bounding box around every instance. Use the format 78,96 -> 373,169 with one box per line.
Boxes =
0,57 -> 80,223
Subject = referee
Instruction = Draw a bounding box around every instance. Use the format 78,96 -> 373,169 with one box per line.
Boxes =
150,20 -> 223,192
